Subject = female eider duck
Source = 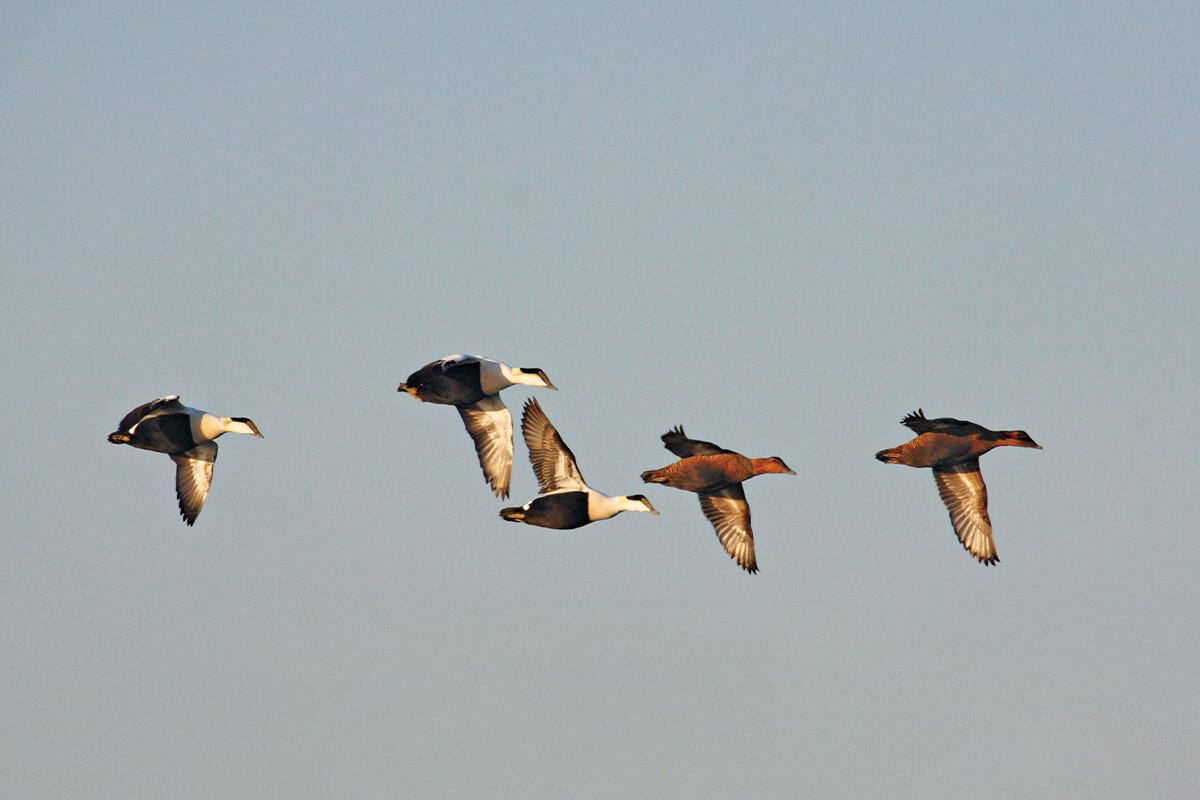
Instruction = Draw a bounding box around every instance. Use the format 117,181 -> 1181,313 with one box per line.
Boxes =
500,398 -> 658,529
108,395 -> 263,526
641,427 -> 795,574
398,354 -> 556,498
875,409 -> 1041,565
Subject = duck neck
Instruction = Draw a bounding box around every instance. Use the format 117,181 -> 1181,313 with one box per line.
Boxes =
196,413 -> 228,441
586,493 -> 627,521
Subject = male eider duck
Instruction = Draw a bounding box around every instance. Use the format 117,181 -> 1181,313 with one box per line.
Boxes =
500,398 -> 658,529
108,395 -> 263,525
875,409 -> 1041,565
641,427 -> 795,574
397,354 -> 556,498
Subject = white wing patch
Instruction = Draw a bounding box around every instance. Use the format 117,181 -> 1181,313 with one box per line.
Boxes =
457,394 -> 513,498
933,460 -> 997,565
170,441 -> 218,526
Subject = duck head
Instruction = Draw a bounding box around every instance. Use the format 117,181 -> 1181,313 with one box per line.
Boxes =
512,367 -> 557,390
999,430 -> 1040,449
753,457 -> 796,475
619,494 -> 659,514
223,417 -> 265,438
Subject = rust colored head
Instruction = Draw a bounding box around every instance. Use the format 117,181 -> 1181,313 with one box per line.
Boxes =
998,430 -> 1041,449
751,456 -> 796,476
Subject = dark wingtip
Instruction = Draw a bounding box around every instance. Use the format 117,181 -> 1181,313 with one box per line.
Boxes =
971,549 -> 999,566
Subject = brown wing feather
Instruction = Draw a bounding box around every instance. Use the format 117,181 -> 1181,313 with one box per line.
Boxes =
900,408 -> 938,434
520,398 -> 586,493
457,395 -> 513,498
170,441 -> 217,526
932,459 -> 997,565
697,485 -> 758,573
661,426 -> 734,458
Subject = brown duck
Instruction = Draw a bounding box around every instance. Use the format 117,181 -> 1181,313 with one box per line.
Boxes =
641,427 -> 795,573
875,409 -> 1041,565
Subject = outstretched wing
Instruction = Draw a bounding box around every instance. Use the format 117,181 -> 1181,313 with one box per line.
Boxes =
900,408 -> 938,434
520,398 -> 586,493
661,426 -> 733,458
117,395 -> 185,434
170,441 -> 217,526
902,408 -> 972,436
697,484 -> 758,574
457,394 -> 513,498
932,459 -> 997,565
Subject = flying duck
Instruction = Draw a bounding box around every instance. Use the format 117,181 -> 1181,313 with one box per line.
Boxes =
875,408 -> 1041,565
397,354 -> 556,498
641,427 -> 795,573
499,398 -> 658,529
108,395 -> 263,525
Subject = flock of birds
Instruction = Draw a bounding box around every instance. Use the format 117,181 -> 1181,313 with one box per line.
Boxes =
108,354 -> 1042,573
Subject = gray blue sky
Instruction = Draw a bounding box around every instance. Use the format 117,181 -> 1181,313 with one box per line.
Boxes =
3,3 -> 1198,797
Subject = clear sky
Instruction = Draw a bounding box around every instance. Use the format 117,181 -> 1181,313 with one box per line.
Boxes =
3,3 -> 1198,798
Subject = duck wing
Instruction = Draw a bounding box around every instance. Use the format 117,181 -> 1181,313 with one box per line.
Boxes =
661,426 -> 735,458
457,394 -> 513,498
902,408 -> 980,437
170,441 -> 217,526
900,408 -> 941,434
116,395 -> 185,434
520,398 -> 585,493
697,484 -> 758,574
932,459 -> 998,565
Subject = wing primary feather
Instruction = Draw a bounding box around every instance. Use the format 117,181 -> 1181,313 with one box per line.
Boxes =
457,395 -> 514,498
170,441 -> 217,526
933,460 -> 998,565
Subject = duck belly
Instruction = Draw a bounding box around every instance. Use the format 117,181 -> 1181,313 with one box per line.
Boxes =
895,433 -> 979,468
642,455 -> 746,493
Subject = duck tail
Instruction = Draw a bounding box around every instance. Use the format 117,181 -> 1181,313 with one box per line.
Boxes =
499,507 -> 525,523
875,447 -> 902,463
640,468 -> 667,484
